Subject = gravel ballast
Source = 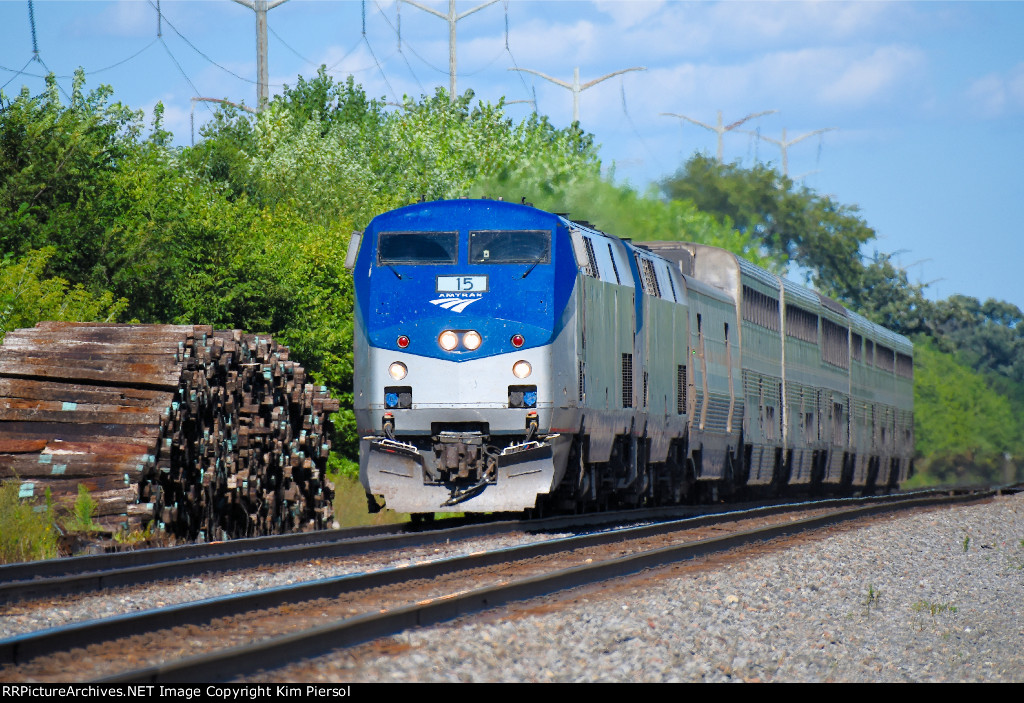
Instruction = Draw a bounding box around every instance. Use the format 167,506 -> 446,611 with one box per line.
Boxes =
277,493 -> 1024,682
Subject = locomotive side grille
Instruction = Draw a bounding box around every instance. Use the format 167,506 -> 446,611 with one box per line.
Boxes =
704,393 -> 731,433
677,365 -> 687,414
578,360 -> 586,402
643,370 -> 649,408
621,353 -> 633,408
607,243 -> 621,284
583,236 -> 599,278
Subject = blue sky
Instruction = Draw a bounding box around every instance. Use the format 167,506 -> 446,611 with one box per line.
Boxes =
2,1 -> 1023,312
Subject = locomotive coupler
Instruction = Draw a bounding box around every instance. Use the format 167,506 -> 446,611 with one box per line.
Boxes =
433,431 -> 487,481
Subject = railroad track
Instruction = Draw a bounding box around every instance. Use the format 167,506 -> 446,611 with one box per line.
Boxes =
0,489 -> 993,683
0,488 -> 965,605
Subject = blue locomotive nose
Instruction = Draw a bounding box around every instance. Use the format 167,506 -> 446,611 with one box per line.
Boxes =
355,200 -> 577,361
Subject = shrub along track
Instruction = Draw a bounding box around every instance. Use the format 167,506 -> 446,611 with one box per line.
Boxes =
0,490 -> 991,683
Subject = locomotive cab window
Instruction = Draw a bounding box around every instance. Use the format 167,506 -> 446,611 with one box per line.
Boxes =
378,231 -> 458,265
469,230 -> 550,264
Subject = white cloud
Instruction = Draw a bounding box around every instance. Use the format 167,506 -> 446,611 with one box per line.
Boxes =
593,0 -> 665,29
966,63 -> 1024,118
818,45 -> 926,106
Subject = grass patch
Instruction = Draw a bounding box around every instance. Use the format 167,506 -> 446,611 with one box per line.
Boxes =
330,474 -> 409,527
912,600 -> 958,616
863,584 -> 882,612
0,481 -> 59,564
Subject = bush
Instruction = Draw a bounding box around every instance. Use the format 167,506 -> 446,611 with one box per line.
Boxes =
0,481 -> 59,563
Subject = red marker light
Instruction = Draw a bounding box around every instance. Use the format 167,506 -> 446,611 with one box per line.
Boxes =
397,335 -> 410,349
511,334 -> 525,348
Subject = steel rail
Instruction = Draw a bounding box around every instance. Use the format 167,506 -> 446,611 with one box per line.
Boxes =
0,489 -> 949,605
0,490 -> 989,678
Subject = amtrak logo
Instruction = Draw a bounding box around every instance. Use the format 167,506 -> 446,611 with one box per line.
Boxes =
429,297 -> 481,313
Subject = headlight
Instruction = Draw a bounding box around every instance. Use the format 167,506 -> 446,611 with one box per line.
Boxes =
388,362 -> 408,380
512,360 -> 532,379
463,330 -> 482,350
438,330 -> 459,351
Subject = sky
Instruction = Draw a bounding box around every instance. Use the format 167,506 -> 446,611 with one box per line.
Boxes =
2,0 -> 1023,312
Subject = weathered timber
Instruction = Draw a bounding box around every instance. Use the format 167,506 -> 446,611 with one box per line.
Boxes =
0,322 -> 336,540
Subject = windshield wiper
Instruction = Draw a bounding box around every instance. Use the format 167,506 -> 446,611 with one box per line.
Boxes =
386,264 -> 406,280
521,259 -> 543,279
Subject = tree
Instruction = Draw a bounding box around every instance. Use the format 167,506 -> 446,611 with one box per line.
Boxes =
0,248 -> 127,342
660,154 -> 875,290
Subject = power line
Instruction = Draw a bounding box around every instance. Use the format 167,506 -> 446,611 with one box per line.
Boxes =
399,0 -> 500,101
268,23 -> 319,69
1,57 -> 36,94
150,1 -> 257,86
746,127 -> 837,176
619,79 -> 662,172
373,0 -> 425,94
509,65 -> 646,124
660,110 -> 777,164
359,1 -> 399,105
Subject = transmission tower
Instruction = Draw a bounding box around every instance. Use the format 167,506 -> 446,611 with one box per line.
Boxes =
749,127 -> 836,176
660,110 -> 776,163
400,0 -> 500,102
509,66 -> 646,124
231,0 -> 289,108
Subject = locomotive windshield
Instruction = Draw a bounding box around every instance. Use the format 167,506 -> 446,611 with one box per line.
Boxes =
469,230 -> 550,264
378,231 -> 458,265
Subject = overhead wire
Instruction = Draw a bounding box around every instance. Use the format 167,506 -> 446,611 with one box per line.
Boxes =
373,0 -> 424,95
149,1 -> 213,118
147,0 -> 265,87
268,23 -> 320,69
358,0 -> 399,104
1,57 -> 36,94
619,79 -> 663,172
502,0 -> 533,103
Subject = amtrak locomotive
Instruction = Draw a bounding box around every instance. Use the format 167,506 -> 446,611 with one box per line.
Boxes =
346,199 -> 914,514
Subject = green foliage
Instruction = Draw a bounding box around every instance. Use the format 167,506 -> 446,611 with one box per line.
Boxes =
63,483 -> 101,533
472,166 -> 776,270
0,482 -> 58,564
927,295 -> 1024,386
863,584 -> 881,612
0,71 -> 144,282
913,340 -> 1020,484
660,155 -> 875,290
0,247 -> 128,342
6,68 -> 1023,493
912,600 -> 958,616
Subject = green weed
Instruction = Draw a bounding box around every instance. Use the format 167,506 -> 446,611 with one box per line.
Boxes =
864,584 -> 881,611
912,600 -> 958,616
62,484 -> 101,533
0,481 -> 59,563
963,534 -> 971,552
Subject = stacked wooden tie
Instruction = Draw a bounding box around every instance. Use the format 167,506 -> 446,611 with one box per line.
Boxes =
0,322 -> 337,540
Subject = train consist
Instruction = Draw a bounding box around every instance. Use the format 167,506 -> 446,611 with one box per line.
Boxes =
347,199 -> 913,514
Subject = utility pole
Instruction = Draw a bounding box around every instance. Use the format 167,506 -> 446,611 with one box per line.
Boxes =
231,0 -> 289,109
400,0 -> 500,102
749,127 -> 836,177
660,110 -> 776,163
509,66 -> 646,124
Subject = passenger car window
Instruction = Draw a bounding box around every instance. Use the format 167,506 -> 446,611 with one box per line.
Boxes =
378,231 -> 458,264
469,230 -> 550,264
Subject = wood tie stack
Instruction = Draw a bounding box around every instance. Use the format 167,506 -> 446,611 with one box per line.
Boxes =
0,322 -> 337,540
